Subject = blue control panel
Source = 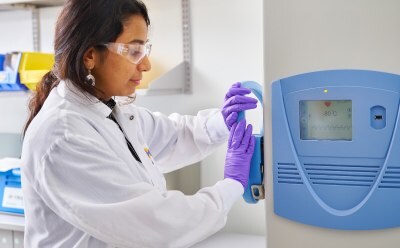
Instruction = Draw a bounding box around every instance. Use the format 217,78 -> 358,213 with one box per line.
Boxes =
272,70 -> 400,230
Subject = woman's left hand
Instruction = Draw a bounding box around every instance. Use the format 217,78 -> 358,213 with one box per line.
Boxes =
222,82 -> 258,130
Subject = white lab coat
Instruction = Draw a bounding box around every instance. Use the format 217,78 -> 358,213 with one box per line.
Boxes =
21,80 -> 244,248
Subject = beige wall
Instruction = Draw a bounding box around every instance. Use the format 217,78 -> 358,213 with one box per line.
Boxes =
264,0 -> 400,247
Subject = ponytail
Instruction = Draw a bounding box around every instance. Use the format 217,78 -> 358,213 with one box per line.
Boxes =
23,71 -> 59,136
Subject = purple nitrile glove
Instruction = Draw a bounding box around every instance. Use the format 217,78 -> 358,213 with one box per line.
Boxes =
224,120 -> 256,189
222,82 -> 258,130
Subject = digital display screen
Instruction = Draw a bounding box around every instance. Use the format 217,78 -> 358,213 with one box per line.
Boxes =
300,100 -> 352,140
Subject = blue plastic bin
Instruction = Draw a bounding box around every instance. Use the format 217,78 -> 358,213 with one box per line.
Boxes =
0,52 -> 27,92
0,169 -> 24,215
0,54 -> 4,71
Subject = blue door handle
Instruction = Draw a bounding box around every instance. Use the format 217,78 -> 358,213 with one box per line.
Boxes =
237,81 -> 265,204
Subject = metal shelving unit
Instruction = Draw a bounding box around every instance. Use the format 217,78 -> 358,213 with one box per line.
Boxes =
137,0 -> 192,95
0,0 -> 63,9
0,0 -> 192,95
0,0 -> 63,51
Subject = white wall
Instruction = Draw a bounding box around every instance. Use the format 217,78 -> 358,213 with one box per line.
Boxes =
0,0 -> 265,236
190,0 -> 265,235
139,0 -> 266,235
264,0 -> 400,247
0,8 -> 34,133
0,9 -> 33,53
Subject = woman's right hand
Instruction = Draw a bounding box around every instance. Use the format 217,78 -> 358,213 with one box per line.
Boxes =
224,120 -> 256,189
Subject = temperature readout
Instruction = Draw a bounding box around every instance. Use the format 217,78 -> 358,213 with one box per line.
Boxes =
300,100 -> 352,140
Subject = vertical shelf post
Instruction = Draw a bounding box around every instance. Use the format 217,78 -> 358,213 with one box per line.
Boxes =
31,6 -> 40,51
182,0 -> 192,94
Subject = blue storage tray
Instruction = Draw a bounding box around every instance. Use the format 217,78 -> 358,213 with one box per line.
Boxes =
0,72 -> 27,91
0,169 -> 24,215
0,52 -> 27,92
0,54 -> 4,71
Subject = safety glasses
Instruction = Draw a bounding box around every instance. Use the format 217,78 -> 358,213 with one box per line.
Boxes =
101,42 -> 152,65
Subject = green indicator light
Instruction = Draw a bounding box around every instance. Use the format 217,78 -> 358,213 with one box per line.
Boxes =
324,89 -> 328,93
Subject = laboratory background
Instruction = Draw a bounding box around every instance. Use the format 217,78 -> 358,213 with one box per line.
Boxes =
1,0 -> 400,247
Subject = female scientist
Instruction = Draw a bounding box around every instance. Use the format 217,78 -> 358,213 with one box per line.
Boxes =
21,0 -> 257,247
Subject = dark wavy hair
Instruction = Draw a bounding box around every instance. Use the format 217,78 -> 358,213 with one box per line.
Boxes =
24,0 -> 150,135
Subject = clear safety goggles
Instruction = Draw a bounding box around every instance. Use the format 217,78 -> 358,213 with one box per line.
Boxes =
102,42 -> 152,65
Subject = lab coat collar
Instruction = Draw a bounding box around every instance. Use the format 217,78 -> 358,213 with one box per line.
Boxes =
57,80 -> 113,118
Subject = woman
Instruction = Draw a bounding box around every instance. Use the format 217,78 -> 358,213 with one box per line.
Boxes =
21,0 -> 257,247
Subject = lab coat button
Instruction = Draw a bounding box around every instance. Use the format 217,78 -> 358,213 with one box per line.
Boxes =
129,115 -> 135,120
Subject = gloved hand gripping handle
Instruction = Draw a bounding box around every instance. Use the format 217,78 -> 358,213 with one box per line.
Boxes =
238,81 -> 265,204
